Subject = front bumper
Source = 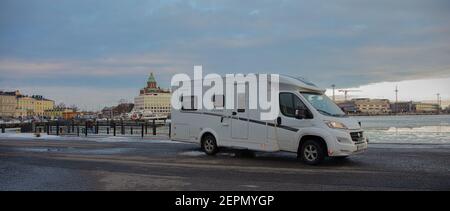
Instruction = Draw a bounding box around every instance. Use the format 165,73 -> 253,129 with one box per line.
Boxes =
328,130 -> 368,157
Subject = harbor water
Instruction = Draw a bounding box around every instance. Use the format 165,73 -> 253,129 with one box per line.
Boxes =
355,115 -> 450,144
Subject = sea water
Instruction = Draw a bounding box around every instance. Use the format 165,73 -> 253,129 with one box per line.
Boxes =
355,115 -> 450,144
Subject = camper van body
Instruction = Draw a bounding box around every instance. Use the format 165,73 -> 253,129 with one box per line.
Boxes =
171,75 -> 368,164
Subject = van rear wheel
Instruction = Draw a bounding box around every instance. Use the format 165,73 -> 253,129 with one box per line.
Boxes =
300,140 -> 325,165
201,134 -> 218,155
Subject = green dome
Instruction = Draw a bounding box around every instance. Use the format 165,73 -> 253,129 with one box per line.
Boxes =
147,73 -> 156,83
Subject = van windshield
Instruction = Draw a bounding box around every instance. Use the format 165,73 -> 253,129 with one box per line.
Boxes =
301,92 -> 346,117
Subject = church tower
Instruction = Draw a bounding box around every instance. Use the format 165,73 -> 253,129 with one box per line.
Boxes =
147,73 -> 157,89
135,72 -> 171,117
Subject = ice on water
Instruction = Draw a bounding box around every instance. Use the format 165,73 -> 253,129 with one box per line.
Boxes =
356,115 -> 450,144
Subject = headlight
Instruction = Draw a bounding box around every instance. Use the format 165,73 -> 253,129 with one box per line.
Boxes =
325,120 -> 348,129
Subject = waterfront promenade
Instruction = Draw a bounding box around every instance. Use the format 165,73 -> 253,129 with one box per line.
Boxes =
0,136 -> 449,191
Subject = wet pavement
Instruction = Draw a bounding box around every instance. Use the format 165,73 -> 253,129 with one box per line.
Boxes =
0,138 -> 449,191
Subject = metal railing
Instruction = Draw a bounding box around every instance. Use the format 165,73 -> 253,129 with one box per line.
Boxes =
2,119 -> 171,138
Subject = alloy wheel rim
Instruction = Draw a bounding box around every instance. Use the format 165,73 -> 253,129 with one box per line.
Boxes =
304,145 -> 318,161
204,138 -> 214,152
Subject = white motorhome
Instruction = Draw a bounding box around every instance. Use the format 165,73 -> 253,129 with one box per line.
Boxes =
171,75 -> 368,165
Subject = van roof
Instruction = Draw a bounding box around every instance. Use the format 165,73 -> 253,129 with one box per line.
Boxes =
279,74 -> 325,93
172,73 -> 326,93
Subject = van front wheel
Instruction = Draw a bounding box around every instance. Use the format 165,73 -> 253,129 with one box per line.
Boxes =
201,134 -> 218,155
300,140 -> 325,165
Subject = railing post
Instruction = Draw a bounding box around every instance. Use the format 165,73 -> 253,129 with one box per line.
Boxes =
145,122 -> 148,134
113,122 -> 116,136
77,124 -> 80,136
46,123 -> 49,135
169,123 -> 171,138
130,126 -> 133,135
56,121 -> 60,136
141,123 -> 144,138
1,124 -> 5,133
121,120 -> 124,135
107,127 -> 110,135
96,121 -> 99,134
152,119 -> 156,136
85,121 -> 88,137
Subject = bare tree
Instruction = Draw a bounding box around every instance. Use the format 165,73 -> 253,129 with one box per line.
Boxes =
56,103 -> 66,109
118,99 -> 128,104
70,104 -> 79,112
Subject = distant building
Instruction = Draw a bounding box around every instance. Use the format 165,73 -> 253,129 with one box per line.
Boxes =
336,101 -> 358,113
390,101 -> 415,113
352,98 -> 391,114
101,106 -> 114,119
100,103 -> 134,119
32,95 -> 55,116
445,106 -> 450,114
115,103 -> 134,115
413,102 -> 439,113
134,73 -> 171,117
15,94 -> 55,117
0,91 -> 18,118
63,111 -> 79,120
44,108 -> 74,119
1,90 -> 55,118
16,96 -> 34,117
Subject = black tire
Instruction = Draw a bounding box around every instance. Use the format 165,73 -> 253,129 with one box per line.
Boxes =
334,156 -> 348,160
299,140 -> 325,165
201,133 -> 218,155
236,149 -> 256,158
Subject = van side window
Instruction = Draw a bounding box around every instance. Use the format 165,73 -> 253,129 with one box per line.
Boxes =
280,93 -> 294,117
293,95 -> 308,111
280,93 -> 310,118
181,96 -> 198,111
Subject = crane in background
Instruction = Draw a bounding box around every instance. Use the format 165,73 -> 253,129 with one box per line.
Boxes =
331,84 -> 336,101
437,93 -> 441,114
394,86 -> 399,113
338,89 -> 361,101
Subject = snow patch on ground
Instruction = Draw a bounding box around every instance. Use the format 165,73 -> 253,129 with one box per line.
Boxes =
368,143 -> 450,149
0,133 -> 77,140
0,133 -> 185,144
178,151 -> 205,157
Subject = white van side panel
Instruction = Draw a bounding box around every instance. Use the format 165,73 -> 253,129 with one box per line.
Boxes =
171,75 -> 366,157
171,78 -> 281,152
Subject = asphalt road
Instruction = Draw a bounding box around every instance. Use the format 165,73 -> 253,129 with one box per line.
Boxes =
0,138 -> 449,191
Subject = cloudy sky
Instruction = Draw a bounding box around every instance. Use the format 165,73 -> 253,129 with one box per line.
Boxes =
1,0 -> 449,110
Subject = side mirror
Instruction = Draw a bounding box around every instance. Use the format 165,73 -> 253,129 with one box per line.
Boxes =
276,117 -> 282,126
295,109 -> 306,119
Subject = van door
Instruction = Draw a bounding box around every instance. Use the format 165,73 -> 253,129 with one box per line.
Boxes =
277,92 -> 314,151
231,91 -> 249,140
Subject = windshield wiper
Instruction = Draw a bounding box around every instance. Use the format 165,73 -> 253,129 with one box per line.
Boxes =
316,109 -> 346,117
316,109 -> 333,116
